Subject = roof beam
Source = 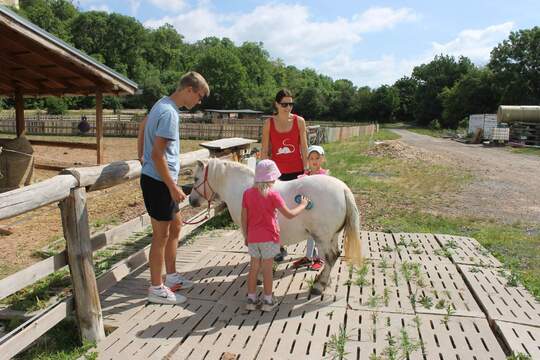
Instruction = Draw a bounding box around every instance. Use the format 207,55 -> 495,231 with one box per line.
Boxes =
0,56 -> 72,89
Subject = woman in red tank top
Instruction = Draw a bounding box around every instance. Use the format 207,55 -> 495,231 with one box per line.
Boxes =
261,89 -> 308,181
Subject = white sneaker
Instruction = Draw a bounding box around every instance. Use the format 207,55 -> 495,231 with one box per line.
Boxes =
148,285 -> 187,305
164,272 -> 194,291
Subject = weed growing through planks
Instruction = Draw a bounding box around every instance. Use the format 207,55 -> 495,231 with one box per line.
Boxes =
419,294 -> 433,309
326,325 -> 349,360
506,353 -> 533,360
441,305 -> 456,326
382,244 -> 394,252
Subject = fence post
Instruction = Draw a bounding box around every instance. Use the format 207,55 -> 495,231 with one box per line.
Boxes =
59,187 -> 105,342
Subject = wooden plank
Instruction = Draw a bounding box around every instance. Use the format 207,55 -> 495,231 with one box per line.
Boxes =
219,256 -> 294,305
30,139 -> 98,150
348,259 -> 415,314
0,214 -> 150,300
96,91 -> 104,164
257,304 -> 348,360
0,174 -> 78,221
97,300 -> 215,360
168,302 -> 274,360
180,251 -> 250,302
59,187 -> 105,342
0,299 -> 73,360
416,314 -> 506,359
361,231 -> 400,261
64,150 -> 210,191
459,264 -> 540,327
199,137 -> 256,150
344,310 -> 423,360
435,234 -> 502,267
281,257 -> 350,307
413,261 -> 484,318
495,320 -> 540,359
15,88 -> 25,137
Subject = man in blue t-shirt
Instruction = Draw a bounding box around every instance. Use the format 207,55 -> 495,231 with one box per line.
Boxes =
139,71 -> 209,305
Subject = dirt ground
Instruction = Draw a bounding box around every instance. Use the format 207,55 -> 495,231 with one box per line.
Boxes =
0,137 -> 204,278
390,129 -> 540,225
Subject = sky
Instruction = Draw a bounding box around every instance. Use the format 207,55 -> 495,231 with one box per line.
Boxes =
76,0 -> 540,87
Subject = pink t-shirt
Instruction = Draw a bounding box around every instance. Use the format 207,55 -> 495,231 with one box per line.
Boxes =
242,187 -> 285,244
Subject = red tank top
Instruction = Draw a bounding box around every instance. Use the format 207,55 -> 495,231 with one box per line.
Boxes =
269,114 -> 303,174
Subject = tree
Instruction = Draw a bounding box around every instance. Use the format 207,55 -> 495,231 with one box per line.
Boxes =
44,96 -> 67,114
329,79 -> 357,121
194,45 -> 249,109
295,87 -> 326,119
412,55 -> 475,126
368,85 -> 400,123
144,24 -> 186,72
20,0 -> 77,42
440,68 -> 500,128
489,27 -> 540,105
392,76 -> 418,122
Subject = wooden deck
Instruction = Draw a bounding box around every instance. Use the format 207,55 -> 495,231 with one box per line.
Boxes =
94,230 -> 540,359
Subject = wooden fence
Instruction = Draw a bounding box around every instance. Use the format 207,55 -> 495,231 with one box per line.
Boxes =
0,118 -> 377,142
0,142 -> 247,359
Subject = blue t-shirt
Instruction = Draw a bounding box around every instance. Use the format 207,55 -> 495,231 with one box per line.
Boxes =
141,97 -> 180,182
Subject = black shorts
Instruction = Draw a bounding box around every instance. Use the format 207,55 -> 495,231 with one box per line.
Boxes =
279,171 -> 304,181
140,174 -> 180,221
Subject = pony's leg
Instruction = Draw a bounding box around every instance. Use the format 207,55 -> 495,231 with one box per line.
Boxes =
311,233 -> 340,295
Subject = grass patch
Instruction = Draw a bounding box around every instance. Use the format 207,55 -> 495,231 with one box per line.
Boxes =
510,147 -> 540,156
14,318 -> 97,360
325,133 -> 540,300
406,127 -> 463,138
183,209 -> 238,244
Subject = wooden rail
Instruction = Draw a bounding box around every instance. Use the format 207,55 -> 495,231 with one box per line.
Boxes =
0,138 -> 249,358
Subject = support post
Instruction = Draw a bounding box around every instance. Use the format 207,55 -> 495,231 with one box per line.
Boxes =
96,91 -> 104,164
15,89 -> 25,137
59,187 -> 105,342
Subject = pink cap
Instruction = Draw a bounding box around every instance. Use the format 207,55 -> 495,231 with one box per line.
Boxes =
254,159 -> 281,182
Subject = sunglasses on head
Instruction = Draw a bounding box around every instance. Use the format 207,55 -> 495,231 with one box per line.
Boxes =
279,102 -> 294,108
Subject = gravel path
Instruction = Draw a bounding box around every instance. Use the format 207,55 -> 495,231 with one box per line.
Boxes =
392,129 -> 540,224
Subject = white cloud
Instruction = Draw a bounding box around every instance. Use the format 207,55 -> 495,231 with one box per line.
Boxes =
148,0 -> 186,12
320,54 -> 418,88
431,22 -> 514,62
88,4 -> 110,12
320,21 -> 515,87
144,4 -> 418,70
128,0 -> 141,15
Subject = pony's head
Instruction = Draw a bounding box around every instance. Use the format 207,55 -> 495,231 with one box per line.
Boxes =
189,159 -> 214,207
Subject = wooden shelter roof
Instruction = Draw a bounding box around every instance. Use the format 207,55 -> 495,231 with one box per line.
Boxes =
0,5 -> 138,96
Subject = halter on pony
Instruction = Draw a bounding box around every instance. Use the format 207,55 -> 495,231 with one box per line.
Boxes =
183,165 -> 216,225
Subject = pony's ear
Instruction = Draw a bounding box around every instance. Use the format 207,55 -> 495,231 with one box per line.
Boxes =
196,160 -> 205,168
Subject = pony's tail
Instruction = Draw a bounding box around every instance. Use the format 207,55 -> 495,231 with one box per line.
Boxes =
343,187 -> 363,266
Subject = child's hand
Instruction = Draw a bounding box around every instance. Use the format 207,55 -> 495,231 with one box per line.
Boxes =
299,195 -> 309,207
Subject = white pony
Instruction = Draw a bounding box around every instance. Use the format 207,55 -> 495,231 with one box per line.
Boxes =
189,158 -> 363,295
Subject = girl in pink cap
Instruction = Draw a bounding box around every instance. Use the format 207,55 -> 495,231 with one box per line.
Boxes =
241,159 -> 309,311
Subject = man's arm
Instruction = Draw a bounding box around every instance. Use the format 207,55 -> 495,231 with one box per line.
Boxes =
137,116 -> 148,163
151,136 -> 186,203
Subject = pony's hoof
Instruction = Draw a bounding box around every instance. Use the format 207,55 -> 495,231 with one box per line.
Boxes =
310,286 -> 322,296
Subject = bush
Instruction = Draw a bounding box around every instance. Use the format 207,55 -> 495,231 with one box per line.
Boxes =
428,119 -> 441,130
44,97 -> 67,115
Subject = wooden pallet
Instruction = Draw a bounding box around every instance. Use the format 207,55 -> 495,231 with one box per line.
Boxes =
93,231 -> 540,359
413,261 -> 484,318
459,264 -> 540,327
435,234 -> 502,267
348,260 -> 415,314
417,314 -> 506,359
495,320 -> 540,359
361,231 -> 401,261
344,310 -> 423,359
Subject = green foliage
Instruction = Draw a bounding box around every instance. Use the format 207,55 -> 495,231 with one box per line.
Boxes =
326,325 -> 349,360
489,27 -> 540,105
12,2 -> 540,126
44,97 -> 68,115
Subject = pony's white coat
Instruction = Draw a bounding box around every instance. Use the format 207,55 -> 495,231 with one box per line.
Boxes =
189,159 -> 362,293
